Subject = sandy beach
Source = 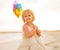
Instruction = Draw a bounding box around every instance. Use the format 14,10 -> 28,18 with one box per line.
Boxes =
0,31 -> 60,50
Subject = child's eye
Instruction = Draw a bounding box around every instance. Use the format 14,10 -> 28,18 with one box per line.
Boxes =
25,16 -> 27,17
28,15 -> 30,16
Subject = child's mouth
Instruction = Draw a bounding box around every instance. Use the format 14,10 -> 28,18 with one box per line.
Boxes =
27,18 -> 31,20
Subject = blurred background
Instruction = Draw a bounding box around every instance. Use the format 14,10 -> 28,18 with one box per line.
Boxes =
0,0 -> 60,31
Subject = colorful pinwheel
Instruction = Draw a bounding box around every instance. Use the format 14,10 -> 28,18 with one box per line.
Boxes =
13,0 -> 22,18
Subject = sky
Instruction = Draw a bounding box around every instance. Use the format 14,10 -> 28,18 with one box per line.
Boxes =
0,0 -> 60,31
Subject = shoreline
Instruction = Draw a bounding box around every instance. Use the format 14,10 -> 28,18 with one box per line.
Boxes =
0,30 -> 60,33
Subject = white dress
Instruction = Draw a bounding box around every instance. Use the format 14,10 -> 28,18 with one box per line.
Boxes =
18,26 -> 45,50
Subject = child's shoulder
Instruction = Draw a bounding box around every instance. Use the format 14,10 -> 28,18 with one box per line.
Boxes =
34,24 -> 38,27
23,23 -> 27,28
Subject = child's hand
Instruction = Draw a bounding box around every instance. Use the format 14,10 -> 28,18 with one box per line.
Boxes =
36,30 -> 41,37
34,25 -> 41,37
31,28 -> 36,35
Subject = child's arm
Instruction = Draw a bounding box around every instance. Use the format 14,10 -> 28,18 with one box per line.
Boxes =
23,24 -> 36,38
35,25 -> 41,37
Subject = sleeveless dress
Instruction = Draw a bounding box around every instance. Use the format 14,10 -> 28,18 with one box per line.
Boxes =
18,26 -> 45,50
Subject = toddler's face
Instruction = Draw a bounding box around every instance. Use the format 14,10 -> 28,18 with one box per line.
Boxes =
24,12 -> 33,23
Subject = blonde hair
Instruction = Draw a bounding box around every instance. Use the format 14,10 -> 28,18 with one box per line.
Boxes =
22,9 -> 35,22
